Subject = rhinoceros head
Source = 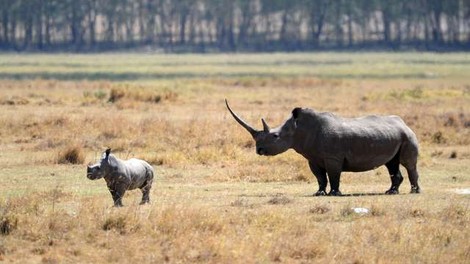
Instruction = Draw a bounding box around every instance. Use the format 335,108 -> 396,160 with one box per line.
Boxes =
225,99 -> 297,156
87,148 -> 113,180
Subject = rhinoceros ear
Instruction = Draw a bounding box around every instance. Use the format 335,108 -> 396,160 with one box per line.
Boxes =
105,148 -> 111,158
292,108 -> 302,119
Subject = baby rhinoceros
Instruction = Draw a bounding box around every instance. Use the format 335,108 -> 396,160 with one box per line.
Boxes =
87,148 -> 154,207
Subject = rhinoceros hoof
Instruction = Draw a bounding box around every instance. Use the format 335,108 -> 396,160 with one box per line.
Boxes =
114,202 -> 124,207
328,190 -> 342,196
410,188 -> 421,194
314,190 -> 327,196
385,189 -> 399,195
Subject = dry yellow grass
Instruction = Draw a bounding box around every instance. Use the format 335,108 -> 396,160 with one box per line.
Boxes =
0,53 -> 469,263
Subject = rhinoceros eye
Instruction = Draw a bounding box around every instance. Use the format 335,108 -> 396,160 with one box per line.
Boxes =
273,133 -> 280,139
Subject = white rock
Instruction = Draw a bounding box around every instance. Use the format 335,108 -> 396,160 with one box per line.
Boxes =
352,207 -> 369,214
454,188 -> 470,195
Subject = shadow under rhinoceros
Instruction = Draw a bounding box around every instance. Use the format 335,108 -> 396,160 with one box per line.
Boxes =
340,192 -> 392,197
299,192 -> 392,197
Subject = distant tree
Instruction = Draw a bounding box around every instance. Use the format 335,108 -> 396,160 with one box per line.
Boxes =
442,0 -> 461,44
0,0 -> 468,51
305,0 -> 330,47
66,0 -> 87,49
0,0 -> 13,47
427,0 -> 444,44
465,0 -> 470,42
236,0 -> 257,48
204,0 -> 235,50
85,0 -> 98,47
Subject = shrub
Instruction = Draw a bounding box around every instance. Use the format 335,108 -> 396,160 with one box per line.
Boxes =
0,213 -> 18,235
57,145 -> 85,164
267,195 -> 291,205
108,86 -> 178,104
309,205 -> 330,214
102,216 -> 127,234
93,89 -> 107,100
431,131 -> 446,144
108,88 -> 126,103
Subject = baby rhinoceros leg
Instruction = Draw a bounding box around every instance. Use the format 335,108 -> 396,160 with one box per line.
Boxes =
140,179 -> 152,205
110,186 -> 126,207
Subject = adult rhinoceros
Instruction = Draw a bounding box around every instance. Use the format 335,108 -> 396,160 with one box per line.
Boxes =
225,99 -> 421,196
87,148 -> 154,206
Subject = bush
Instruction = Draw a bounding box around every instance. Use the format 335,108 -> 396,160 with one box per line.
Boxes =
0,208 -> 18,235
108,88 -> 125,103
57,145 -> 85,164
108,86 -> 178,104
102,216 -> 127,234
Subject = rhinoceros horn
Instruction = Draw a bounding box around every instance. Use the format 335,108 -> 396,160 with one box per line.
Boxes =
261,118 -> 270,132
225,99 -> 259,138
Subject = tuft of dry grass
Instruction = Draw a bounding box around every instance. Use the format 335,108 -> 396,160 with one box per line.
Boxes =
102,216 -> 128,234
108,85 -> 178,106
0,215 -> 18,236
267,195 -> 292,205
309,205 -> 330,214
57,145 -> 85,164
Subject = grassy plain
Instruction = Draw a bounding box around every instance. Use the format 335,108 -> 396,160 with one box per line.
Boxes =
0,52 -> 469,263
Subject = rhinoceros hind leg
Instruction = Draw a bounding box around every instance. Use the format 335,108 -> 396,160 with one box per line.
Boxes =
407,168 -> 421,194
400,140 -> 421,194
328,190 -> 342,196
140,180 -> 152,204
385,153 -> 403,195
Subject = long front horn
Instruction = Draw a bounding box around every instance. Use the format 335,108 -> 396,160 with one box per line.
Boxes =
225,99 -> 258,137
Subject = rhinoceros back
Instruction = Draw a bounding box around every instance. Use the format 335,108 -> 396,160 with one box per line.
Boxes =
123,158 -> 154,190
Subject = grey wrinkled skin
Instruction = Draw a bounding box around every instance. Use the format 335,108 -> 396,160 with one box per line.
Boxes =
226,99 -> 421,196
87,148 -> 154,207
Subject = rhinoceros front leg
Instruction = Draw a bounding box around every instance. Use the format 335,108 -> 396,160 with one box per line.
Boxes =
325,159 -> 343,196
308,161 -> 328,196
109,186 -> 126,207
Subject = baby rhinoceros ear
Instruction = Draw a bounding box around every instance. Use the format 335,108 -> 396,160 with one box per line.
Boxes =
105,148 -> 111,158
292,107 -> 302,119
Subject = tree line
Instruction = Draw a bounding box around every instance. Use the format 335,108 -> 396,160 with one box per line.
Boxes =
1,0 -> 469,52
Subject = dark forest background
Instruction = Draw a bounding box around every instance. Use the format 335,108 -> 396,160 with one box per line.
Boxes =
1,0 -> 469,52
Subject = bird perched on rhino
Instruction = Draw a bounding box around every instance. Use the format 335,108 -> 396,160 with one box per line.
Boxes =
87,148 -> 154,207
225,99 -> 421,196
